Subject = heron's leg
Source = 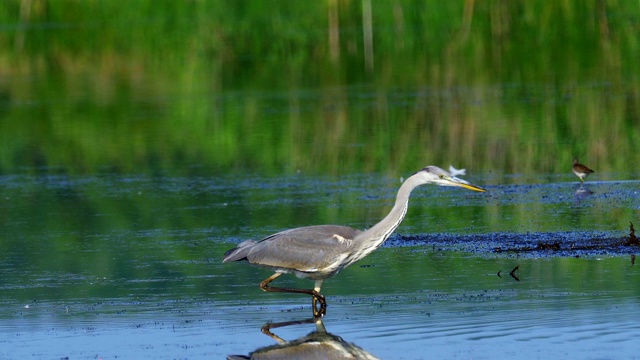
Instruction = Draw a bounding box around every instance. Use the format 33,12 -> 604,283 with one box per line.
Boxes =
311,296 -> 326,317
259,273 -> 319,298
311,280 -> 326,317
259,273 -> 284,291
259,273 -> 327,317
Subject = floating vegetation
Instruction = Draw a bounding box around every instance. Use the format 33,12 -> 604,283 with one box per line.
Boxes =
397,227 -> 637,258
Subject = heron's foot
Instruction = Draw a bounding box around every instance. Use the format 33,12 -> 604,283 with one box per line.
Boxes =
311,292 -> 326,317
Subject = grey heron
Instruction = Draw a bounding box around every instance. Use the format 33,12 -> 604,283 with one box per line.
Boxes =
572,158 -> 594,183
223,166 -> 486,316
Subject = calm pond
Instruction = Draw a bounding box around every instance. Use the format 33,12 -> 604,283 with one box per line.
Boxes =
2,2 -> 640,359
1,171 -> 639,359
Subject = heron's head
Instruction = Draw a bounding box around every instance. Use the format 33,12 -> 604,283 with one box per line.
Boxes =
418,166 -> 486,192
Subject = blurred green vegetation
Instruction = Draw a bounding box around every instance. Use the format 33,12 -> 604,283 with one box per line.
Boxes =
0,0 -> 639,176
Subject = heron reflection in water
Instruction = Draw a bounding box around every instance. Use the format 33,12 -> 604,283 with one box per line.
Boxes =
223,166 -> 486,316
226,317 -> 379,360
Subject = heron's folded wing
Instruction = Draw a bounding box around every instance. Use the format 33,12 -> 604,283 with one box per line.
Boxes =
222,240 -> 257,262
246,225 -> 361,272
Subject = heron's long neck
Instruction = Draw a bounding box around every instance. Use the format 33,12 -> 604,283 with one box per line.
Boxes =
353,174 -> 422,256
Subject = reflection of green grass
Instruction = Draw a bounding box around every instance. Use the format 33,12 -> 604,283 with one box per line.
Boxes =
1,1 -> 639,175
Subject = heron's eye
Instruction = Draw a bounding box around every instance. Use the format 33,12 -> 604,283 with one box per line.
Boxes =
439,175 -> 445,179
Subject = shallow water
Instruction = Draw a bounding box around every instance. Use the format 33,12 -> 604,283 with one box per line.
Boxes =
3,254 -> 639,359
1,172 -> 639,359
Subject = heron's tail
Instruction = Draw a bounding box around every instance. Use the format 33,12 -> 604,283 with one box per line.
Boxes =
222,240 -> 257,262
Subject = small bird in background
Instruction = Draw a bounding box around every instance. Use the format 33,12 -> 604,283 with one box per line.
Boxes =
448,165 -> 466,177
572,158 -> 594,183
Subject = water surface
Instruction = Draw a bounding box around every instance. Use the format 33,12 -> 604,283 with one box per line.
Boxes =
1,172 -> 638,359
3,3 -> 640,358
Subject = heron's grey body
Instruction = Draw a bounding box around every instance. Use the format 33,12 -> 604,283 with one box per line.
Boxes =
223,165 -> 485,315
223,224 -> 362,280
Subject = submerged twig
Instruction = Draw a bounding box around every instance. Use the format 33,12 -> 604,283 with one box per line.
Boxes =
509,265 -> 520,282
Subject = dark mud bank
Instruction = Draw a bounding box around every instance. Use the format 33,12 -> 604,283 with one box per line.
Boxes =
385,229 -> 640,258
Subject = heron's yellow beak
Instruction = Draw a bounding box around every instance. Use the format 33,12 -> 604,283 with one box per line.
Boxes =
449,176 -> 486,192
457,182 -> 486,192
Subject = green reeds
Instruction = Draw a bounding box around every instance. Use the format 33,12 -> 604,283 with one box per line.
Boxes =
0,0 -> 638,176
